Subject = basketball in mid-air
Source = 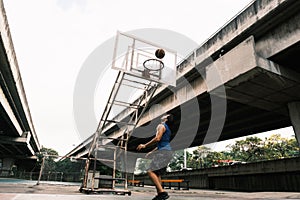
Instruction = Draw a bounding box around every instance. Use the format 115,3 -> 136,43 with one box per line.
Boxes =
155,48 -> 165,59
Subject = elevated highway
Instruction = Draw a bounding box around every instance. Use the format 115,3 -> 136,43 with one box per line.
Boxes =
0,1 -> 40,173
66,0 -> 300,160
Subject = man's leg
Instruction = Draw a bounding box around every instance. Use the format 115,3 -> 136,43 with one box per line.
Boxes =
147,151 -> 170,199
147,170 -> 164,193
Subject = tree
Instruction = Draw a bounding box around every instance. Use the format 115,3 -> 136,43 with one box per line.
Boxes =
55,158 -> 84,173
168,150 -> 183,171
226,134 -> 300,162
227,136 -> 264,162
182,134 -> 300,169
264,134 -> 299,159
190,146 -> 211,169
204,151 -> 231,167
168,150 -> 192,171
37,147 -> 59,173
134,158 -> 151,175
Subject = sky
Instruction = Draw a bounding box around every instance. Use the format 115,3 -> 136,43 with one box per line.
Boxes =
3,0 -> 295,155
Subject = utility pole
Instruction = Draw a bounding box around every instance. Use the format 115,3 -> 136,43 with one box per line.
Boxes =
183,149 -> 187,169
36,155 -> 46,185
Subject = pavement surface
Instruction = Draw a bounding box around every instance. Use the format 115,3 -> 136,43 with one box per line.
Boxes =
0,178 -> 300,200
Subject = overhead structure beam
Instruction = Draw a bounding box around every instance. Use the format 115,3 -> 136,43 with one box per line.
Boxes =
0,86 -> 22,136
288,102 -> 300,146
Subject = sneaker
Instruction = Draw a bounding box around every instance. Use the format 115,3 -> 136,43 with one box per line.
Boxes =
152,192 -> 169,200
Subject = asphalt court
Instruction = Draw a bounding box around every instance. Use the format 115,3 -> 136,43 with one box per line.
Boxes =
0,179 -> 300,200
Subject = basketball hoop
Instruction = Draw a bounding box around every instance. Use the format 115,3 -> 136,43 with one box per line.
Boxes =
143,58 -> 164,80
112,32 -> 177,86
143,58 -> 164,71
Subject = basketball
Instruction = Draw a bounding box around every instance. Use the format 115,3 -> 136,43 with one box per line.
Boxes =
155,48 -> 165,59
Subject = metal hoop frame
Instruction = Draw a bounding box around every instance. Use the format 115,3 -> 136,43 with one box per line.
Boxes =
143,58 -> 164,71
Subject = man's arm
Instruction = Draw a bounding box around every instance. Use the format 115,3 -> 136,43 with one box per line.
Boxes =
145,147 -> 158,158
137,124 -> 165,151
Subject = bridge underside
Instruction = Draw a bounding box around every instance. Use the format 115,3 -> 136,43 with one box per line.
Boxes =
65,0 -> 300,159
0,1 -> 40,171
72,39 -> 300,158
0,99 -> 37,170
126,39 -> 300,152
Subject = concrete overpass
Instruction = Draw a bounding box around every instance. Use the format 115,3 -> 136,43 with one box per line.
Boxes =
0,1 -> 40,174
66,0 -> 300,160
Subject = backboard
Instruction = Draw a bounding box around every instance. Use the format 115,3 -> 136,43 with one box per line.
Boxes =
111,31 -> 177,86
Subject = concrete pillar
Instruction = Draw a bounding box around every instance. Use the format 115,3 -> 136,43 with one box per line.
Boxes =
288,102 -> 300,147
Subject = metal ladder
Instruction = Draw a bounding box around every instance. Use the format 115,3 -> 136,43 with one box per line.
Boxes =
81,71 -> 158,194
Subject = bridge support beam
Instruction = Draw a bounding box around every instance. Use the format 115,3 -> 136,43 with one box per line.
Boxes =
288,102 -> 300,147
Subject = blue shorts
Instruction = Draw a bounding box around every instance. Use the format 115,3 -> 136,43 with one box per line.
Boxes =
148,150 -> 173,176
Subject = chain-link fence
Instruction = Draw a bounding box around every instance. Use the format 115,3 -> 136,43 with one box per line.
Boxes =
12,171 -> 83,182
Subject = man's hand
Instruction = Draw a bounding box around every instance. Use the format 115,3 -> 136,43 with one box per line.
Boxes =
137,144 -> 146,151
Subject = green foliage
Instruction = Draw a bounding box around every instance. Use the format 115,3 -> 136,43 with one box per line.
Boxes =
227,134 -> 299,162
204,151 -> 231,167
135,158 -> 151,175
168,150 -> 193,171
37,147 -> 59,173
168,150 -> 183,171
35,147 -> 121,181
263,134 -> 299,159
55,158 -> 84,173
37,147 -> 84,174
227,137 -> 264,162
162,134 -> 299,172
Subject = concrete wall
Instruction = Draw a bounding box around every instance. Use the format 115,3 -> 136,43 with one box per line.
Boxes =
0,158 -> 14,176
136,157 -> 300,192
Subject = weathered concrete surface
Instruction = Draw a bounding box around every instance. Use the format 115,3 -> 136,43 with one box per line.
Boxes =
136,157 -> 300,192
0,0 -> 40,171
1,182 -> 300,200
288,102 -> 300,145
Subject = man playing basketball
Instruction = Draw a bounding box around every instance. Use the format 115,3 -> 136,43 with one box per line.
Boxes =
137,114 -> 173,200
